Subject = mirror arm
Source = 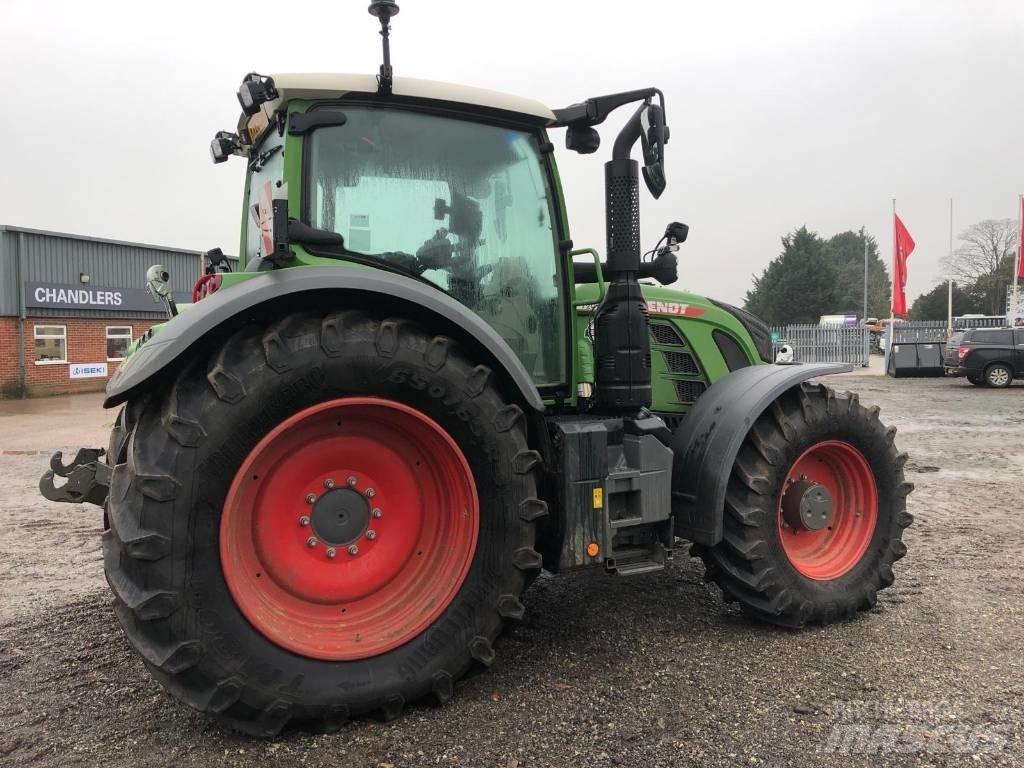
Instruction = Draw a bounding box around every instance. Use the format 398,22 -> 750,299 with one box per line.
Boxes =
611,102 -> 648,160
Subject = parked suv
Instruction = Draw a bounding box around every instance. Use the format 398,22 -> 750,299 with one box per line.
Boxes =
948,328 -> 1024,387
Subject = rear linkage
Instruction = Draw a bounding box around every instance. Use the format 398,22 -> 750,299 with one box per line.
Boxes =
39,448 -> 110,507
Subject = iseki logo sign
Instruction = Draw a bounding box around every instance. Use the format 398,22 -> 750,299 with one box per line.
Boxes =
69,363 -> 108,379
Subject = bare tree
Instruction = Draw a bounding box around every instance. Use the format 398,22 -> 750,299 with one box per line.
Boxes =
943,218 -> 1018,283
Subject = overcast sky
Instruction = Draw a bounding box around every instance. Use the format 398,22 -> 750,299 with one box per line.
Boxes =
1,0 -> 1022,306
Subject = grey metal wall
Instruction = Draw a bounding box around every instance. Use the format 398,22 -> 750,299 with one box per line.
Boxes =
0,225 -> 237,318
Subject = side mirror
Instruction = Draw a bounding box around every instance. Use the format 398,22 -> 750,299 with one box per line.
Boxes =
145,265 -> 171,298
640,103 -> 668,199
145,264 -> 178,318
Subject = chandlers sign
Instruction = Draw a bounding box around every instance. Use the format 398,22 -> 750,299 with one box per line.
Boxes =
24,282 -> 187,312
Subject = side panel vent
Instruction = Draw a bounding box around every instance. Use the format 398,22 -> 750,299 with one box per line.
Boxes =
663,350 -> 700,375
650,322 -> 684,347
674,379 -> 707,404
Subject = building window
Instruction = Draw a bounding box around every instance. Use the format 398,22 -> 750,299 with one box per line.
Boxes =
106,326 -> 133,361
34,325 -> 67,364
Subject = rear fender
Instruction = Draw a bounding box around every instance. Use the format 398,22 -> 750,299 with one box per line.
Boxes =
104,266 -> 544,412
670,362 -> 852,545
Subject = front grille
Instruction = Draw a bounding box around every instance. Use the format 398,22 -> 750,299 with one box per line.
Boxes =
650,322 -> 685,346
674,379 -> 707,403
663,350 -> 700,375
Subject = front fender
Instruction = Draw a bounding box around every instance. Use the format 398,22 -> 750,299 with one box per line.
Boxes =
670,362 -> 852,545
104,266 -> 544,411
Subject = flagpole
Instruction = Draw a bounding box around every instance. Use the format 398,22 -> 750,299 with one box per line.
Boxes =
1014,193 -> 1021,310
890,198 -> 896,322
863,232 -> 868,322
947,198 -> 953,336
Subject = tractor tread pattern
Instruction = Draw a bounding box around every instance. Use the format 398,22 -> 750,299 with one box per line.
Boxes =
696,383 -> 912,628
102,310 -> 540,736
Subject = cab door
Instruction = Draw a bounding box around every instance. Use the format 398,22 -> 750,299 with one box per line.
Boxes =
1015,329 -> 1024,374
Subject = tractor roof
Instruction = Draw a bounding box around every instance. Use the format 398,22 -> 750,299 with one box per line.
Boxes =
267,73 -> 556,124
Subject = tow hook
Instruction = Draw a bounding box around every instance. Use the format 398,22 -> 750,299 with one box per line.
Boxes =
39,448 -> 111,506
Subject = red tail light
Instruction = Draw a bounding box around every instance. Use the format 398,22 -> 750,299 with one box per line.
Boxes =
957,345 -> 970,362
192,274 -> 223,302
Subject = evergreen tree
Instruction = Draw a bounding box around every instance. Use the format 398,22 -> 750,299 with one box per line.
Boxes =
908,282 -> 982,320
823,230 -> 892,320
744,226 -> 837,325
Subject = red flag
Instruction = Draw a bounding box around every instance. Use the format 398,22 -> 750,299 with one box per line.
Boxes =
891,213 -> 915,318
1016,196 -> 1024,280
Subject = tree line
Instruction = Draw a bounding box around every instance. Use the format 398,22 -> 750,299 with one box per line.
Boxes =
743,219 -> 1018,324
744,227 -> 891,325
909,219 -> 1018,320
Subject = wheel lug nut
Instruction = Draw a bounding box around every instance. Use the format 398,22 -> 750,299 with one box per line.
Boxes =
325,478 -> 335,489
306,537 -> 318,548
372,508 -> 383,519
365,488 -> 375,498
366,530 -> 377,540
305,493 -> 316,504
347,476 -> 357,487
348,544 -> 359,555
299,515 -> 310,527
326,547 -> 337,559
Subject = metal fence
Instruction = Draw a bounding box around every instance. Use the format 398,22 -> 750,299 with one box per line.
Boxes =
889,317 -> 1006,344
769,317 -> 1008,368
770,324 -> 870,366
891,321 -> 947,344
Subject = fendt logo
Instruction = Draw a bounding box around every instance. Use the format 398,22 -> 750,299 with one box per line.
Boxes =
575,301 -> 707,318
647,301 -> 707,318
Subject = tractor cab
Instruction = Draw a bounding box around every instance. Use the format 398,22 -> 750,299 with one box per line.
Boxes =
224,73 -> 570,387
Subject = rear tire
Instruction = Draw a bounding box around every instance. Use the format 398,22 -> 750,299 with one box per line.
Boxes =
696,383 -> 913,628
985,363 -> 1012,388
102,311 -> 545,735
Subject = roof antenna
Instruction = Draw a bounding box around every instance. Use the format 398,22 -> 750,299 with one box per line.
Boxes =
368,1 -> 400,95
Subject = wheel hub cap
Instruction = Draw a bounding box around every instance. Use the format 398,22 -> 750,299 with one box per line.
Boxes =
310,488 -> 370,546
781,479 -> 834,532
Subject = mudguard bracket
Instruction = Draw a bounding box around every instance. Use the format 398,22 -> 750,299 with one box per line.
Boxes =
670,363 -> 852,545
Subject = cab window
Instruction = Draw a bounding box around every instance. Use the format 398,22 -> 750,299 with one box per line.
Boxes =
305,106 -> 566,386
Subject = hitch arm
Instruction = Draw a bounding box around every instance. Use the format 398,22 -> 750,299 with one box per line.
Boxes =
39,448 -> 111,506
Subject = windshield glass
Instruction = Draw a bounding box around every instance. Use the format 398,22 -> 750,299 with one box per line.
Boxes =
305,106 -> 566,386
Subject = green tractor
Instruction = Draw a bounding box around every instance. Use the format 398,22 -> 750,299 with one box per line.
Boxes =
41,2 -> 912,736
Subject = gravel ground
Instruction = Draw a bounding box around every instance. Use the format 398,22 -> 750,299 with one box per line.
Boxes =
1,375 -> 1022,767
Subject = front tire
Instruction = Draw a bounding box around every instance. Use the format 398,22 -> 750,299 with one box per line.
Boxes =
696,383 -> 913,627
102,311 -> 545,735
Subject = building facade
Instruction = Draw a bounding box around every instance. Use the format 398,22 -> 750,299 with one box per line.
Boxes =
0,225 -> 233,398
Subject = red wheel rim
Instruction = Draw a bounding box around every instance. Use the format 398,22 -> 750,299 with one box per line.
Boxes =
777,440 -> 878,580
220,397 -> 479,660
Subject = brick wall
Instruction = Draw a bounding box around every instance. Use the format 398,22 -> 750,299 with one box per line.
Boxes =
0,318 -> 19,398
0,316 -> 160,398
